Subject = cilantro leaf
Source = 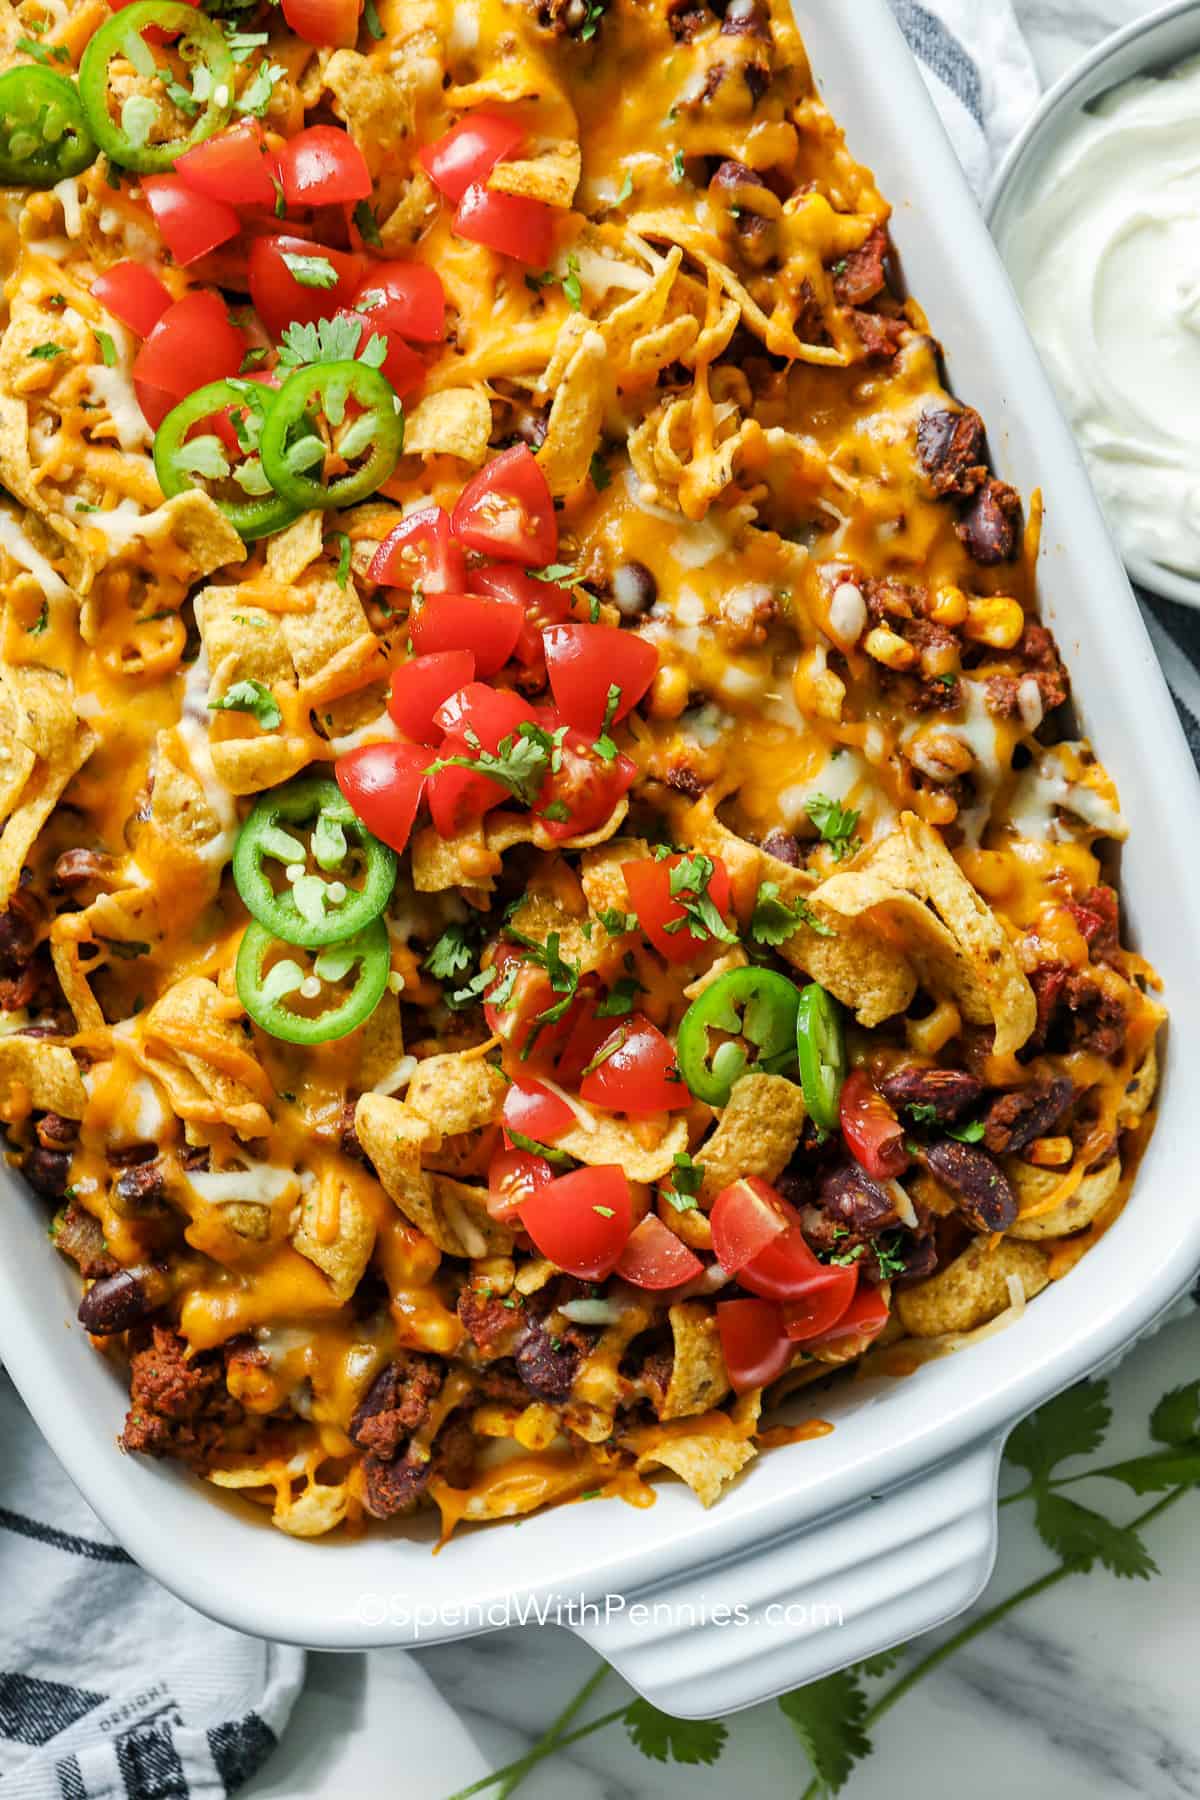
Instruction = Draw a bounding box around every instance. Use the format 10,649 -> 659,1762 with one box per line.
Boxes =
331,531 -> 352,589
806,794 -> 861,862
1150,1380 -> 1200,1447
425,722 -> 553,808
579,0 -> 608,40
353,199 -> 383,246
662,1149 -> 703,1212
749,879 -> 835,944
856,1648 -> 903,1678
947,1118 -> 985,1143
904,1101 -> 939,1126
507,1127 -> 574,1167
597,906 -> 637,937
27,600 -> 49,636
778,1671 -> 872,1794
664,852 -> 738,946
174,434 -> 231,480
1032,1492 -> 1157,1579
595,974 -> 641,1017
624,1699 -> 727,1767
1079,1447 -> 1200,1495
617,170 -> 633,204
669,149 -> 685,184
281,251 -> 338,291
423,923 -> 476,983
236,59 -> 286,117
561,252 -> 583,311
208,679 -> 281,730
278,314 -> 378,369
590,450 -> 611,490
28,342 -> 63,360
1004,1379 -> 1111,1487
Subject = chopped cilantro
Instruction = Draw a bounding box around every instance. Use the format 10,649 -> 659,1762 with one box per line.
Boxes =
27,600 -> 49,636
423,923 -> 476,983
208,678 -> 281,729
353,199 -> 383,247
280,252 -> 338,291
332,531 -> 352,589
749,879 -> 835,944
95,330 -> 117,368
28,342 -> 63,360
806,793 -> 861,862
595,975 -> 641,1017
669,149 -> 685,184
664,852 -> 738,945
425,721 -> 554,808
947,1118 -> 986,1143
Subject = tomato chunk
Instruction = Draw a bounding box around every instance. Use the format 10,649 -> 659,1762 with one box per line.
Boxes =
716,1299 -> 793,1394
780,1265 -> 858,1342
387,652 -> 475,743
409,593 -> 524,677
281,0 -> 359,43
710,1177 -> 788,1275
453,184 -> 554,266
487,1145 -> 552,1225
503,1077 -> 575,1144
616,1215 -> 703,1291
544,623 -> 658,737
802,1283 -> 890,1349
248,233 -> 366,338
133,290 -> 243,429
369,506 -> 466,594
420,112 -> 524,203
622,853 -> 734,965
93,261 -> 172,337
334,742 -> 427,854
469,565 -> 573,668
578,1014 -> 688,1117
736,1194 -> 834,1303
353,261 -> 446,344
142,175 -> 240,266
839,1069 -> 909,1180
519,1165 -> 632,1280
534,726 -> 637,843
432,682 -> 535,747
279,125 -> 373,209
175,121 -> 277,209
450,446 -> 557,567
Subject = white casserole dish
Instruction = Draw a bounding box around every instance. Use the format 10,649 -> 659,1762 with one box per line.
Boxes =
2,0 -> 1199,1722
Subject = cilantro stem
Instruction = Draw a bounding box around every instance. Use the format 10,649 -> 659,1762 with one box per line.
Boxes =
1001,1460 -> 1200,1505
494,1663 -> 609,1800
797,1484 -> 1192,1800
443,1689 -> 628,1800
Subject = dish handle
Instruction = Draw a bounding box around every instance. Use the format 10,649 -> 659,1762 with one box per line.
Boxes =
568,1434 -> 1003,1719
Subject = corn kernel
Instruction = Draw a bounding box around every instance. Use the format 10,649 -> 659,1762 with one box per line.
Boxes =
929,583 -> 968,627
864,625 -> 917,671
920,637 -> 960,678
514,1402 -> 560,1451
472,1405 -> 520,1439
647,662 -> 689,719
1028,1136 -> 1074,1168
914,788 -> 959,827
964,595 -> 1025,649
906,998 -> 962,1056
908,729 -> 973,781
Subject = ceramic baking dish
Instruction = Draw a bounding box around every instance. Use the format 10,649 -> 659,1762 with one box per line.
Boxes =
2,0 -> 1198,1722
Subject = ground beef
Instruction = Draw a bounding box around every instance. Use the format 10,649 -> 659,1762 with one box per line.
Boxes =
794,278 -> 831,348
473,1360 -> 531,1406
983,1077 -> 1075,1156
361,1444 -> 432,1519
834,226 -> 889,308
120,1327 -> 242,1468
457,1284 -> 523,1355
53,1199 -> 118,1280
985,621 -> 1070,719
916,405 -> 988,499
350,1353 -> 444,1459
667,0 -> 711,39
1066,885 -> 1120,963
852,308 -> 905,361
666,764 -> 705,799
515,1316 -> 592,1402
1062,973 -> 1128,1060
957,478 -> 1022,564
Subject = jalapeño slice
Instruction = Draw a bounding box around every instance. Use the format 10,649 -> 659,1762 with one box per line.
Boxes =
232,775 -> 397,949
78,2 -> 234,174
0,67 -> 97,187
258,359 -> 404,511
237,917 -> 390,1044
154,379 -> 300,541
675,966 -> 801,1108
795,981 -> 846,1132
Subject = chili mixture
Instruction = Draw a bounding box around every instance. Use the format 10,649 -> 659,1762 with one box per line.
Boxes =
0,0 -> 1164,1538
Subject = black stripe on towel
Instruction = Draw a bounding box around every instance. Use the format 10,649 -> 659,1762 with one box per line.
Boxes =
890,0 -> 984,124
56,1754 -> 88,1800
0,1504 -> 134,1565
208,1712 -> 278,1794
115,1720 -> 189,1800
0,1672 -> 105,1748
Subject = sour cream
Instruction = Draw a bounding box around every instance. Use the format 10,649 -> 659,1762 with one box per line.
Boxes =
1004,55 -> 1200,579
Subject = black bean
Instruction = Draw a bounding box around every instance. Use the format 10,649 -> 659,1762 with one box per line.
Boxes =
611,561 -> 657,619
77,1270 -> 154,1335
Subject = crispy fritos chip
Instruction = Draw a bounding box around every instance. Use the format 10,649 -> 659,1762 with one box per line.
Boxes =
1006,1156 -> 1122,1241
410,821 -> 500,894
402,388 -> 492,464
0,1037 -> 86,1119
405,1052 -> 506,1140
265,510 -> 325,586
324,48 -> 417,170
355,1093 -> 513,1256
0,665 -> 95,906
566,1296 -> 653,1440
896,1237 -> 1049,1338
139,978 -> 273,1139
1119,1041 -> 1159,1128
537,325 -> 607,495
660,1301 -> 731,1419
555,1110 -> 689,1182
292,1168 -> 378,1301
697,1073 -> 807,1204
631,1410 -> 757,1506
488,142 -> 580,208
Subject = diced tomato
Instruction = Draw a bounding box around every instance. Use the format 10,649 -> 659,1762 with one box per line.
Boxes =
453,184 -> 554,267
93,261 -> 172,337
735,1193 -> 835,1304
802,1282 -> 890,1349
551,996 -> 613,1088
419,112 -> 525,204
358,323 -> 425,399
716,1299 -> 793,1394
432,681 -> 536,747
578,1013 -> 688,1117
519,1165 -> 632,1280
409,593 -> 524,678
175,121 -> 277,210
369,506 -> 466,594
248,234 -> 366,338
710,1177 -> 788,1275
133,290 -> 243,429
544,623 -> 658,738
534,727 -> 636,843
387,651 -> 475,742
279,125 -> 372,210
484,947 -> 580,1070
839,1069 -> 909,1181
503,1077 -> 574,1144
281,0 -> 359,46
451,445 -> 557,569
334,742 -> 428,854
470,565 -> 572,668
487,1145 -> 552,1225
780,1262 -> 859,1342
424,737 -> 505,838
616,1215 -> 703,1291
353,262 -> 445,344
142,175 -> 240,266
621,853 -> 733,965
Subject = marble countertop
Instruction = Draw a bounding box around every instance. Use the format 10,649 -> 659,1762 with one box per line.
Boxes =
247,5 -> 1198,1795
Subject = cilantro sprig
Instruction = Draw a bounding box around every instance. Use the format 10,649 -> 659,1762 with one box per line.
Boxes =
806,793 -> 861,862
425,722 -> 554,809
749,879 -> 835,944
278,315 -> 387,371
662,851 -> 738,946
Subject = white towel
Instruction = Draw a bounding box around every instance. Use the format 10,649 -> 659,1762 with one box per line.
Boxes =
7,8 -> 1192,1797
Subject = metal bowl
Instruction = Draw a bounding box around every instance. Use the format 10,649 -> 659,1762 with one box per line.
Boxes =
987,0 -> 1200,609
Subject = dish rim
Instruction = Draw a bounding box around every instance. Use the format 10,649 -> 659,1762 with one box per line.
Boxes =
986,0 -> 1200,610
